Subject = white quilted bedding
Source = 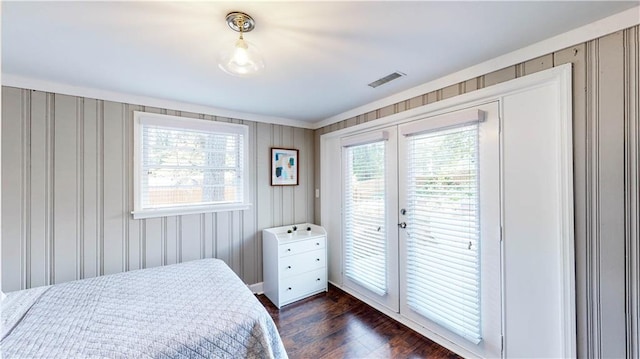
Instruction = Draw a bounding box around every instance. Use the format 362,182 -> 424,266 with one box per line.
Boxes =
1,259 -> 288,359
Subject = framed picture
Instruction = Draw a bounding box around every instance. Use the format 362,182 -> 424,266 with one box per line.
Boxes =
271,148 -> 299,186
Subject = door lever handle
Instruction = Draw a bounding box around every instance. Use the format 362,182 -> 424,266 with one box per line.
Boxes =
398,222 -> 407,229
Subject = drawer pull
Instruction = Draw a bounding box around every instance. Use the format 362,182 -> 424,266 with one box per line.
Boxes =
287,287 -> 292,291
287,265 -> 292,269
316,242 -> 320,246
316,278 -> 321,281
316,258 -> 320,261
287,248 -> 291,252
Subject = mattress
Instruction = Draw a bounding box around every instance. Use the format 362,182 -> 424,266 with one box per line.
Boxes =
1,258 -> 288,359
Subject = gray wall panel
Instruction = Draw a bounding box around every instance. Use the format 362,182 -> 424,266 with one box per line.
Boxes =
231,210 -> 242,276
313,130 -> 321,225
255,122 -> 272,281
82,98 -> 99,279
305,128 -> 315,221
2,87 -> 26,291
180,214 -> 202,263
30,91 -> 48,287
165,216 -> 178,265
2,90 -> 315,291
102,101 -> 125,275
281,126 -> 294,226
271,125 -> 283,227
241,120 -> 257,284
593,31 -> 627,358
623,26 -> 639,359
145,218 -> 163,268
215,212 -> 231,265
293,127 -> 304,224
204,213 -> 215,260
53,94 -> 79,284
126,105 -> 143,272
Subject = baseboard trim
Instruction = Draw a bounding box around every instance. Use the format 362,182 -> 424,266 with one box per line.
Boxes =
248,282 -> 264,294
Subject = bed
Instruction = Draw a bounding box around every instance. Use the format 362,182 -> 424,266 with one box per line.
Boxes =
1,258 -> 288,359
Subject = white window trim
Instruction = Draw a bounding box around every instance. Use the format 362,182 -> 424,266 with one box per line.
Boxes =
132,111 -> 251,219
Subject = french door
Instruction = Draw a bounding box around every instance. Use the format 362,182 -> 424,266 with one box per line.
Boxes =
342,103 -> 501,358
398,104 -> 501,357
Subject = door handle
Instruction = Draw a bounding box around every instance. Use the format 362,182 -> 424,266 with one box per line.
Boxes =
398,222 -> 407,229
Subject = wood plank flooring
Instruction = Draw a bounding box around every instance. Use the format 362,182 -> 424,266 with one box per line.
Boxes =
257,285 -> 463,359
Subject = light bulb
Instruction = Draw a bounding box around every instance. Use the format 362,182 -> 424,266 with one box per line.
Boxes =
233,39 -> 250,66
218,36 -> 265,77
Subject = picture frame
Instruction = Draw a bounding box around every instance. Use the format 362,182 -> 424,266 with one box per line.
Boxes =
271,148 -> 299,186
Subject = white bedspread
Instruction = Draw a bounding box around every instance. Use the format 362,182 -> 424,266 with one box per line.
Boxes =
1,259 -> 287,359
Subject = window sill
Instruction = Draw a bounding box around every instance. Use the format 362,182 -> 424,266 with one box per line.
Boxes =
132,203 -> 252,219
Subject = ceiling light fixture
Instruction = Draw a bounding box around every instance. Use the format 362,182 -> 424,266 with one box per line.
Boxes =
218,12 -> 265,77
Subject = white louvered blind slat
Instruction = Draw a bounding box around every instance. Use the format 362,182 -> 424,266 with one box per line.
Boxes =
141,124 -> 244,209
405,123 -> 482,344
344,141 -> 387,296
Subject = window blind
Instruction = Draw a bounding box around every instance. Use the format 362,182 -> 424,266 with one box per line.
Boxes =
141,123 -> 244,209
405,123 -> 482,343
344,141 -> 388,296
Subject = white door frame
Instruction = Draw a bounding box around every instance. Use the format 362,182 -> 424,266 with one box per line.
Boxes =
320,64 -> 575,358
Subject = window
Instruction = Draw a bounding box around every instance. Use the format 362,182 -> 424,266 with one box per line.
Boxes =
404,123 -> 481,343
340,128 -> 400,311
344,140 -> 388,296
132,112 -> 250,219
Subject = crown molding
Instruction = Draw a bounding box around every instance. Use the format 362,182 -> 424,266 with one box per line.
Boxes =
1,74 -> 315,129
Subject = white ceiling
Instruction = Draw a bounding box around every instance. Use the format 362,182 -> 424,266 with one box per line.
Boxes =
2,1 -> 639,125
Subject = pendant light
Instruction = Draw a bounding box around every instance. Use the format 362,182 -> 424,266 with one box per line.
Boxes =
218,12 -> 265,77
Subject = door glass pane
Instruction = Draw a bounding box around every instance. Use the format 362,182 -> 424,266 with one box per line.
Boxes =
405,124 -> 482,343
344,141 -> 387,296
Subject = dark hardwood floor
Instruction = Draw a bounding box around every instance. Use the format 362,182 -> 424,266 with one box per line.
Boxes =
257,285 -> 463,359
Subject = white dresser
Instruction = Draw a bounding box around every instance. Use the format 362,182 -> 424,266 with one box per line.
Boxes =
263,223 -> 328,308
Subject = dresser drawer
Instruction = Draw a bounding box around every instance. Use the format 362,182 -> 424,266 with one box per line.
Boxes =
279,237 -> 326,257
280,268 -> 327,304
280,249 -> 326,278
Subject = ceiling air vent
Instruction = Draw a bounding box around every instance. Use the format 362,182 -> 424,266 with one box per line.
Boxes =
368,71 -> 406,88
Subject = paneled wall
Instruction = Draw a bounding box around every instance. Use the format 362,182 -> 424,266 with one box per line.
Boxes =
1,88 -> 315,292
315,26 -> 639,358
